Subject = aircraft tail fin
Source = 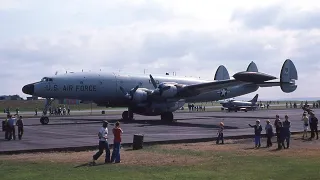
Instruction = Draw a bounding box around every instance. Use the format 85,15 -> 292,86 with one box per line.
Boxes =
280,59 -> 298,93
214,65 -> 230,80
246,61 -> 258,72
249,94 -> 258,103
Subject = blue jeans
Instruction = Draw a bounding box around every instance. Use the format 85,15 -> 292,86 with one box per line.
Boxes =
254,135 -> 261,147
111,142 -> 121,163
93,141 -> 110,163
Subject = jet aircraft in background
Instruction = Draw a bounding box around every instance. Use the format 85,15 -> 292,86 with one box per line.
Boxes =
220,94 -> 259,112
22,59 -> 298,124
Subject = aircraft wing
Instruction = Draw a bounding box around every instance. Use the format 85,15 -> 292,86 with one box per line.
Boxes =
176,79 -> 247,98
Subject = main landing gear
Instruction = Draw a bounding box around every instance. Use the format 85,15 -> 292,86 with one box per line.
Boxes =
161,112 -> 175,123
121,109 -> 175,123
40,98 -> 55,125
122,109 -> 134,121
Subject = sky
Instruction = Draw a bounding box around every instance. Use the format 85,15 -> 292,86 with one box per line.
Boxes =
0,0 -> 320,100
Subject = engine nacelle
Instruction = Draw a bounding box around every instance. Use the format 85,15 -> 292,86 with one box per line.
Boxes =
132,89 -> 148,103
161,84 -> 178,98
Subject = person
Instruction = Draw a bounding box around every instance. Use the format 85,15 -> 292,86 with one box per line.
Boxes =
309,112 -> 319,140
111,121 -> 123,163
274,115 -> 281,145
92,121 -> 110,165
265,120 -> 274,147
216,122 -> 224,144
2,115 -> 9,140
277,121 -> 286,149
16,116 -> 24,140
248,120 -> 262,148
283,115 -> 291,148
301,113 -> 309,139
7,115 -> 16,140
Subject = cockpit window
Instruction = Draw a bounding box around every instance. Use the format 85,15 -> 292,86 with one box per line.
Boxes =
41,77 -> 53,82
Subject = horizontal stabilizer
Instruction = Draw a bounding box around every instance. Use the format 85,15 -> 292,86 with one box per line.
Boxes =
214,65 -> 230,80
246,61 -> 258,72
256,59 -> 298,93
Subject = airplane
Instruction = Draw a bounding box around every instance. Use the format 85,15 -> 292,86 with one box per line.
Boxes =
22,59 -> 298,125
220,94 -> 259,112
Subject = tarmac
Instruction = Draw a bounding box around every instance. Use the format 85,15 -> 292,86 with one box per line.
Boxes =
0,108 -> 318,154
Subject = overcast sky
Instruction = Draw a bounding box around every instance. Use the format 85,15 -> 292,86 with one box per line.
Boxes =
0,0 -> 319,100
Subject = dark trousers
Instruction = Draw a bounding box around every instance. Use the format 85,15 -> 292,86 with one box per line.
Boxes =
310,126 -> 318,139
111,142 -> 121,163
93,141 -> 110,163
216,133 -> 224,144
5,129 -> 9,140
7,126 -> 16,140
266,135 -> 272,147
18,127 -> 24,140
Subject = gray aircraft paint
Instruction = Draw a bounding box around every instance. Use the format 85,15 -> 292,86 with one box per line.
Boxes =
25,59 -> 298,116
34,73 -> 257,102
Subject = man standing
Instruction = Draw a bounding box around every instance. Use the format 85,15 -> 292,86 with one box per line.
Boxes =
92,121 -> 110,165
111,121 -> 123,163
283,115 -> 291,148
265,120 -> 274,147
7,115 -> 16,140
309,112 -> 319,140
16,116 -> 24,140
274,115 -> 281,145
248,120 -> 262,148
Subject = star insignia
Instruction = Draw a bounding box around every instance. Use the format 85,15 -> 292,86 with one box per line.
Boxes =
217,88 -> 230,97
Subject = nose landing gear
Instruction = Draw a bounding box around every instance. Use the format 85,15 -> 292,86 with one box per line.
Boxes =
40,98 -> 55,125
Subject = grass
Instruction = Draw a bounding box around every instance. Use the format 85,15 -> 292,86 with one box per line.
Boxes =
1,143 -> 320,180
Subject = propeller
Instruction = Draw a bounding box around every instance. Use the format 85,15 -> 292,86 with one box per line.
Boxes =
149,74 -> 170,96
119,85 -> 139,100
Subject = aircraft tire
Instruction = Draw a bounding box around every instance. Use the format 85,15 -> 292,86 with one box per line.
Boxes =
40,116 -> 49,125
122,111 -> 129,121
161,112 -> 174,123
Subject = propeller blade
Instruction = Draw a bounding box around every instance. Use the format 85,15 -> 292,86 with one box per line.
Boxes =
132,85 -> 139,93
149,74 -> 157,88
119,86 -> 126,95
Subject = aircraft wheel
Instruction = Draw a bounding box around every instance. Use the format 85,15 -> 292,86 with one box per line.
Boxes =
161,112 -> 174,122
128,111 -> 134,120
40,116 -> 49,125
122,111 -> 129,120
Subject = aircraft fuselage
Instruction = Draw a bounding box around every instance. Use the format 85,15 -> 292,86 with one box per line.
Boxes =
28,72 -> 259,113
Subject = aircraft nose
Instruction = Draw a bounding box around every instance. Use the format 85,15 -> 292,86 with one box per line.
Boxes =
22,83 -> 35,95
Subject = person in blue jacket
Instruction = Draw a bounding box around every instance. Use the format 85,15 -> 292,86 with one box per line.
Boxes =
249,120 -> 263,148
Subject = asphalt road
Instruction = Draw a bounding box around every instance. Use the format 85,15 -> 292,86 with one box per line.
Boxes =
0,109 -> 317,153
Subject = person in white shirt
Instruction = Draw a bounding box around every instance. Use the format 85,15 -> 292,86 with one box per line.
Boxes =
92,121 -> 110,165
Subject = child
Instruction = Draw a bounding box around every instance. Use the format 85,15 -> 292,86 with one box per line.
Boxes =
216,122 -> 224,144
249,120 -> 262,148
301,113 -> 309,139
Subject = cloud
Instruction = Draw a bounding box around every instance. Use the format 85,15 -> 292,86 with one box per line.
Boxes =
231,4 -> 320,30
0,0 -> 320,100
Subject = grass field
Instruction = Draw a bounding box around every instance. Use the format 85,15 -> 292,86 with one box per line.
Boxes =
1,135 -> 320,180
